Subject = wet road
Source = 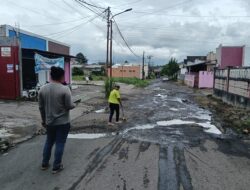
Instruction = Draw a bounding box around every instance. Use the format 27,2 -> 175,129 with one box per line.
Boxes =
1,81 -> 250,190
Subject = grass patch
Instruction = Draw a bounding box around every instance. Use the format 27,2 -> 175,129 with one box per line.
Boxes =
72,75 -> 105,81
92,75 -> 105,81
113,77 -> 149,87
72,75 -> 84,81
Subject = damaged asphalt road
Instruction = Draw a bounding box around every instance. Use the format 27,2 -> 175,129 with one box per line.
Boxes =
1,81 -> 250,190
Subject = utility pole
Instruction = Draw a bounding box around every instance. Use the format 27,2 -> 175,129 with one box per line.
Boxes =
106,7 -> 110,76
109,20 -> 113,78
142,51 -> 145,80
15,23 -> 23,97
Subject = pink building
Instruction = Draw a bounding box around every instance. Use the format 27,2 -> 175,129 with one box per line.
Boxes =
216,45 -> 244,69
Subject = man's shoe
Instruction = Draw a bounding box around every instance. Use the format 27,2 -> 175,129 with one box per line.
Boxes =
52,164 -> 64,174
115,121 -> 122,124
108,122 -> 115,126
40,164 -> 50,170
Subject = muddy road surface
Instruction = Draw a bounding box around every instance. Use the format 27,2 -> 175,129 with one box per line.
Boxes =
1,81 -> 250,190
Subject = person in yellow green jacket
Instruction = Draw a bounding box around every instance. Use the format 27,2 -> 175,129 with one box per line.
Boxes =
108,85 -> 122,125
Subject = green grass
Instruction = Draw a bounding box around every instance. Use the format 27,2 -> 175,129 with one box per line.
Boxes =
72,75 -> 150,87
72,75 -> 105,81
113,77 -> 149,87
72,75 -> 84,81
92,75 -> 105,81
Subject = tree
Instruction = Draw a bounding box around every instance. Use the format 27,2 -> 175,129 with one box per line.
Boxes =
76,52 -> 88,65
72,67 -> 84,76
161,58 -> 180,79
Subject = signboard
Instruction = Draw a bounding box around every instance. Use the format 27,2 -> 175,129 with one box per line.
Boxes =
1,47 -> 11,57
7,64 -> 14,73
34,53 -> 64,73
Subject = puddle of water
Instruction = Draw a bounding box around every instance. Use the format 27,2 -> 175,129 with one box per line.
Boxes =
1,119 -> 33,128
168,98 -> 183,103
157,120 -> 195,126
169,108 -> 179,112
0,129 -> 13,138
71,85 -> 79,90
68,133 -> 107,139
155,94 -> 168,99
197,122 -> 222,135
123,124 -> 156,134
157,119 -> 222,135
191,110 -> 212,121
153,87 -> 167,91
95,108 -> 106,113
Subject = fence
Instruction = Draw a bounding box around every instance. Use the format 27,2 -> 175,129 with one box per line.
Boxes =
214,67 -> 250,108
184,73 -> 198,88
198,71 -> 214,88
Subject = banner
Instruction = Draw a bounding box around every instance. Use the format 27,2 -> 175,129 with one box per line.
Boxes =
34,53 -> 64,73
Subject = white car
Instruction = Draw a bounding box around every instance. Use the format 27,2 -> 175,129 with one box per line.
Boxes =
162,77 -> 169,82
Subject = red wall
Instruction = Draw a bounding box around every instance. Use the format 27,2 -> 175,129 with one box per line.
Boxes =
0,46 -> 20,99
221,47 -> 243,69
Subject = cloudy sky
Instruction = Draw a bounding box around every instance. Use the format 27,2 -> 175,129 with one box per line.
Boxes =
1,0 -> 250,65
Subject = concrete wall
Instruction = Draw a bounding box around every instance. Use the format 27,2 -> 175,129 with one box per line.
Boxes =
243,46 -> 250,67
198,71 -> 214,88
214,68 -> 250,108
216,46 -> 243,69
184,73 -> 198,88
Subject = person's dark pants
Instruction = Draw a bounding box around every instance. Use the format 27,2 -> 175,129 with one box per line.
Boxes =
109,103 -> 120,122
42,123 -> 70,169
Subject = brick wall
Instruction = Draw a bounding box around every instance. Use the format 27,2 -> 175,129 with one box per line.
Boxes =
108,65 -> 141,79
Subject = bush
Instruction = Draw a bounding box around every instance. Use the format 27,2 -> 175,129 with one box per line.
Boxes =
104,78 -> 115,99
72,67 -> 84,76
91,71 -> 103,76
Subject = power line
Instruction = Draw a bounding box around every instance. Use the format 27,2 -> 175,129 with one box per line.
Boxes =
22,17 -> 91,27
43,13 -> 102,37
74,0 -> 106,18
76,0 -> 105,10
113,19 -> 140,58
62,0 -> 89,17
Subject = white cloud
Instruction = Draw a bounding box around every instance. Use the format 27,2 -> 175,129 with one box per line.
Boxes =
1,0 -> 250,64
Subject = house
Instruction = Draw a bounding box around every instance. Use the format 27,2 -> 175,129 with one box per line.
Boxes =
0,25 -> 74,100
216,45 -> 244,69
83,64 -> 104,76
107,64 -> 149,79
183,54 -> 216,88
152,66 -> 163,78
178,61 -> 187,80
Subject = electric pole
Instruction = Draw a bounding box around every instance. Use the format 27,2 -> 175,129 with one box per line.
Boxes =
106,7 -> 110,76
142,51 -> 145,80
110,20 -> 113,78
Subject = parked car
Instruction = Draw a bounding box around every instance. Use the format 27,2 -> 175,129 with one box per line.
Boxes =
162,77 -> 169,82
